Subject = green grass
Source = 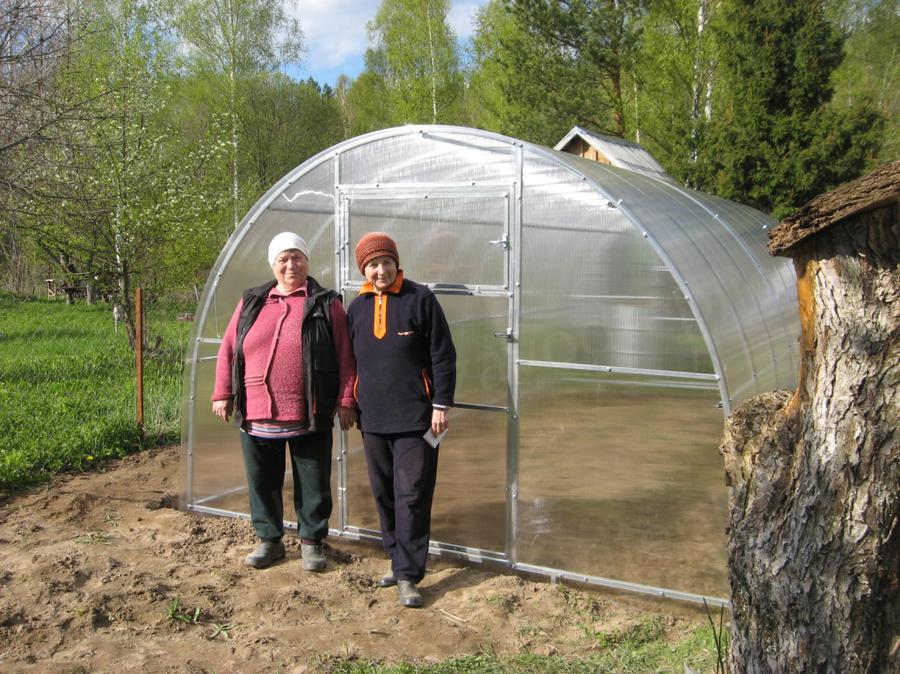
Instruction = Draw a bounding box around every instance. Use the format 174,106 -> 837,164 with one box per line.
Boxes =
0,292 -> 190,491
312,623 -> 724,673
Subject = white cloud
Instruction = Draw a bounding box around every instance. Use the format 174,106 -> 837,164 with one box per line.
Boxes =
447,1 -> 483,40
294,0 -> 378,72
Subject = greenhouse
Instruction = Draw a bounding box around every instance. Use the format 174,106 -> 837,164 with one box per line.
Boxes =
182,125 -> 800,605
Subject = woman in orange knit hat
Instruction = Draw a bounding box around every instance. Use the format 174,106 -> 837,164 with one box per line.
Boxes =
347,232 -> 456,608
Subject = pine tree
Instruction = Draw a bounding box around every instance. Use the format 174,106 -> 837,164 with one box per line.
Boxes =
696,0 -> 883,217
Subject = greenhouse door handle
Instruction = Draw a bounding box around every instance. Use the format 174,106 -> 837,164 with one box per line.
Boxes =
489,235 -> 509,250
494,329 -> 512,341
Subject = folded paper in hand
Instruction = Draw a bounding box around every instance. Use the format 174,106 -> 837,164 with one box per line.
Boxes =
423,428 -> 448,448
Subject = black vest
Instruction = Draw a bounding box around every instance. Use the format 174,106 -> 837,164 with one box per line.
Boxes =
231,275 -> 340,432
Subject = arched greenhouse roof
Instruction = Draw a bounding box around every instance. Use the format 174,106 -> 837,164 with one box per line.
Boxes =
205,125 -> 798,413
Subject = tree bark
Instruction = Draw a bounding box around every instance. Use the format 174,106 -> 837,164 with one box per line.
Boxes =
720,206 -> 899,673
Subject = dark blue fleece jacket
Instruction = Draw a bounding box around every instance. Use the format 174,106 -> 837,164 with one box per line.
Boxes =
347,274 -> 456,434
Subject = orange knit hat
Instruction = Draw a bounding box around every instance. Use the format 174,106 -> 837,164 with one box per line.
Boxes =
355,232 -> 399,274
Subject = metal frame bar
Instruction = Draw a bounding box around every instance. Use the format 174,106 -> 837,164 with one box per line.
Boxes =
518,359 -> 720,381
506,142 -> 523,568
185,502 -> 728,607
334,152 -> 350,533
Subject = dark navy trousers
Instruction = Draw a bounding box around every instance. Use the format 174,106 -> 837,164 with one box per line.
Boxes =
362,431 -> 439,583
239,430 -> 333,542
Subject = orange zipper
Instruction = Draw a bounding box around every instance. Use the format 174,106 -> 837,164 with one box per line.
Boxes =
421,369 -> 432,398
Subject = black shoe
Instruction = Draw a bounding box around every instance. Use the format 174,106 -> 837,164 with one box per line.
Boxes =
377,572 -> 397,588
398,580 -> 423,608
244,539 -> 286,569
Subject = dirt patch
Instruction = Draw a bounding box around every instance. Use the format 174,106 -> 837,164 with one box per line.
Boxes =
0,446 -> 711,673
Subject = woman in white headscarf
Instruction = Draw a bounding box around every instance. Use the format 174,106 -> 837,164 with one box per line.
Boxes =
212,232 -> 356,572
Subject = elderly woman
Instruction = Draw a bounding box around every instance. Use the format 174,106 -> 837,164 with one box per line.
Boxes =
212,232 -> 356,572
347,232 -> 456,607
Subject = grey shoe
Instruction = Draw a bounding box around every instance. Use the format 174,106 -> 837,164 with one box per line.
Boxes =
377,571 -> 397,588
397,580 -> 423,608
300,542 -> 326,571
244,539 -> 286,569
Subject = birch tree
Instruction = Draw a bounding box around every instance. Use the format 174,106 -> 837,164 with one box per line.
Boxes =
358,0 -> 464,127
633,0 -> 716,185
173,0 -> 302,228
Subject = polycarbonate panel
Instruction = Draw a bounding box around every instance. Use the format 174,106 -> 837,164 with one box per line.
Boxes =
438,294 -> 509,406
344,428 -> 379,530
339,131 -> 517,187
343,407 -> 508,553
346,193 -> 508,287
705,195 -> 800,390
639,181 -> 784,395
185,352 -> 245,505
430,407 -> 507,552
516,367 -> 728,597
518,163 -> 713,374
547,150 -> 798,405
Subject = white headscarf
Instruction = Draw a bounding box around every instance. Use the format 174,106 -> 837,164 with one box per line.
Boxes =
267,232 -> 310,266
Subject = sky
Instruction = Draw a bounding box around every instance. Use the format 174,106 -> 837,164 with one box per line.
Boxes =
284,0 -> 488,87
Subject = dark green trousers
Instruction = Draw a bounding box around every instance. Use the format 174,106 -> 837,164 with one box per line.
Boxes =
239,430 -> 333,541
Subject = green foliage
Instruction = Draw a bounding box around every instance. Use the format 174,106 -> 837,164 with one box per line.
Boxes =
350,0 -> 465,130
633,0 -> 716,185
314,622 -> 724,672
238,74 -> 345,192
466,0 -> 891,216
694,0 -> 884,217
175,0 -> 303,76
173,0 -> 305,230
466,0 -> 645,146
467,0 -> 569,142
829,0 -> 899,164
166,596 -> 202,624
0,293 -> 189,491
9,0 -> 228,336
5,0 -> 895,300
343,70 -> 396,135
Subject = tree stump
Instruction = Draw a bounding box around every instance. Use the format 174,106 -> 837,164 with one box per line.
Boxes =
720,161 -> 899,673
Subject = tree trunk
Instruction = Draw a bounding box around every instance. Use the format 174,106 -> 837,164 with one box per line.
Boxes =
116,260 -> 136,351
720,206 -> 899,673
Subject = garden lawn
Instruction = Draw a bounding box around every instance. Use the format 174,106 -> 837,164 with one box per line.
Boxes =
0,293 -> 189,491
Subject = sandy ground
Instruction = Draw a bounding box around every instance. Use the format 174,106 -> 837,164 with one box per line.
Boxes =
0,445 -> 712,673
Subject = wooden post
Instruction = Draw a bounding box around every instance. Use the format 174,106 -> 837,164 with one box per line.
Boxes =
135,287 -> 144,437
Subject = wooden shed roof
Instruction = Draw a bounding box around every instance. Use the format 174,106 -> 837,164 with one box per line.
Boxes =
768,160 -> 900,256
554,126 -> 677,184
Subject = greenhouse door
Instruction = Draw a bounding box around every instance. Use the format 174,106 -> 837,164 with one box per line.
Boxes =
336,184 -> 517,562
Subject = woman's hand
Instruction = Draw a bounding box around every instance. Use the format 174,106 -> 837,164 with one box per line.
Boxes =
212,399 -> 233,423
337,405 -> 357,431
431,408 -> 448,438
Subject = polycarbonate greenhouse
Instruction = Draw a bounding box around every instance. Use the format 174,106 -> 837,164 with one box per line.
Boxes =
182,125 -> 800,605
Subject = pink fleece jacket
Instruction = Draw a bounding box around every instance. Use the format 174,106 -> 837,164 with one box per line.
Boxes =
212,284 -> 356,423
